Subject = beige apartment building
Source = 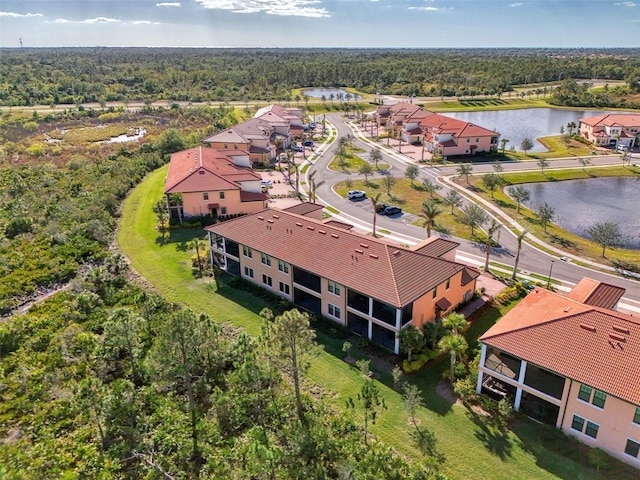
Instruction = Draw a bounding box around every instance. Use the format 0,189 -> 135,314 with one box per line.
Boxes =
477,278 -> 640,469
206,205 -> 479,354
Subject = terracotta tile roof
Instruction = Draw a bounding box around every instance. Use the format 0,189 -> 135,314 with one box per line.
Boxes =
164,147 -> 260,194
567,278 -> 625,310
411,237 -> 459,258
283,202 -> 325,216
579,113 -> 640,128
323,220 -> 354,230
203,129 -> 248,145
436,297 -> 452,311
420,113 -> 498,138
240,190 -> 268,202
480,286 -> 640,405
461,266 -> 480,286
206,209 -> 469,308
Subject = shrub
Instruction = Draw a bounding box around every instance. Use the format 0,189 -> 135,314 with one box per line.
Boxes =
402,350 -> 438,373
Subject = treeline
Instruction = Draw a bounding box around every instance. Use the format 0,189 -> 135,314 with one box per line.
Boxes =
0,273 -> 439,478
549,78 -> 640,109
1,47 -> 639,106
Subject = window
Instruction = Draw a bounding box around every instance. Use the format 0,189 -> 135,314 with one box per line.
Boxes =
578,384 -> 592,402
592,390 -> 607,409
571,415 -> 599,439
585,421 -> 599,439
224,144 -> 228,149
475,137 -> 479,142
571,415 -> 585,432
328,280 -> 341,296
279,281 -> 290,295
221,207 -> 227,215
634,407 -> 640,425
625,439 -> 640,458
219,191 -> 225,199
262,274 -> 272,287
243,246 -> 252,258
328,304 -> 341,319
432,287 -> 437,299
278,260 -> 289,274
261,253 -> 271,266
466,138 -> 470,143
578,384 -> 606,408
244,266 -> 254,278
203,192 -> 209,201
445,279 -> 450,290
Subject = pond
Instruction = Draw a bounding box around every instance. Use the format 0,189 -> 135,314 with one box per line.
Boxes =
506,177 -> 640,249
303,88 -> 361,100
446,108 -> 628,152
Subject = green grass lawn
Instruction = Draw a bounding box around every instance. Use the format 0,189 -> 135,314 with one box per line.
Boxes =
118,166 -> 638,480
465,165 -> 640,266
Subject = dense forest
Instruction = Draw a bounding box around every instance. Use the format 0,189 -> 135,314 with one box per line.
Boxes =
1,47 -> 639,106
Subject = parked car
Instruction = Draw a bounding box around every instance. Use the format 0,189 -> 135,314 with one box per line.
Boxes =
347,190 -> 366,200
292,144 -> 304,152
303,140 -> 314,147
383,205 -> 402,216
375,203 -> 389,213
617,144 -> 628,151
261,179 -> 272,187
310,122 -> 317,128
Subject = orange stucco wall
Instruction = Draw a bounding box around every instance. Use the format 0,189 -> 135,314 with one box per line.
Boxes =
182,189 -> 265,217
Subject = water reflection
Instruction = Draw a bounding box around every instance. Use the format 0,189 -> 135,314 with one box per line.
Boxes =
303,88 -> 361,99
506,177 -> 640,249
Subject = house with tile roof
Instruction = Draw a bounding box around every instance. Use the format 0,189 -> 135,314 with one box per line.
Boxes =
206,207 -> 479,354
420,113 -> 499,157
203,118 -> 282,165
164,146 -> 268,221
476,278 -> 640,468
254,104 -> 305,141
579,113 -> 640,149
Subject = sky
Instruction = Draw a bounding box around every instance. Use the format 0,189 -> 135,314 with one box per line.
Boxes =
1,0 -> 639,48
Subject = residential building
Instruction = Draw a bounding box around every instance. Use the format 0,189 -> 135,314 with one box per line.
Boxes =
203,118 -> 281,165
254,104 -> 305,142
164,146 -> 267,220
206,206 -> 479,354
420,113 -> 499,157
476,278 -> 640,468
579,114 -> 640,149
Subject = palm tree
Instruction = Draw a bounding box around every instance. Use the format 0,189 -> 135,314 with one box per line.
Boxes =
439,335 -> 468,381
442,312 -> 468,336
370,192 -> 382,238
483,219 -> 501,272
422,318 -> 445,350
308,170 -> 325,203
419,201 -> 442,238
511,230 -> 528,281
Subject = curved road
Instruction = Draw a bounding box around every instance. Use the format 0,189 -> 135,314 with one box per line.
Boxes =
307,113 -> 640,311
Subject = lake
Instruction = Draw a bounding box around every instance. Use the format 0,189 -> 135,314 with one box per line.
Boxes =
303,88 -> 361,100
506,177 -> 640,249
446,108 -> 627,152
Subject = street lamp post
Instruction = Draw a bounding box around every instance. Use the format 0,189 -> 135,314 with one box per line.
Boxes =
547,260 -> 555,289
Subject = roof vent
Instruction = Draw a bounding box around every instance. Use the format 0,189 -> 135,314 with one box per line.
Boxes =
564,306 -> 570,313
612,325 -> 630,334
369,254 -> 378,259
307,226 -> 314,231
392,249 -> 400,255
579,323 -> 596,332
296,222 -> 303,227
360,243 -> 369,249
319,230 -> 326,234
610,333 -> 626,342
257,216 -> 264,220
355,249 -> 364,254
331,233 -> 339,238
267,219 -> 274,224
272,214 -> 279,219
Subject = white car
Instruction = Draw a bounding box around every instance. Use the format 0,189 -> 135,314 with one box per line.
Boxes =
347,190 -> 366,200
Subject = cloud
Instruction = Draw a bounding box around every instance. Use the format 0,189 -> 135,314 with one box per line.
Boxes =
156,2 -> 181,6
408,6 -> 452,11
78,17 -> 120,24
54,18 -> 70,24
509,2 -> 524,6
132,20 -> 162,25
0,11 -> 43,18
195,0 -> 330,17
614,1 -> 636,5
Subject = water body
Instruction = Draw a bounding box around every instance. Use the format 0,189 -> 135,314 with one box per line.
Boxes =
446,108 -> 626,152
303,88 -> 361,100
506,177 -> 640,249
100,127 -> 147,144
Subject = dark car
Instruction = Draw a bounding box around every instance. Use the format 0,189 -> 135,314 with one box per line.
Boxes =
383,205 -> 402,216
303,140 -> 314,147
375,203 -> 389,213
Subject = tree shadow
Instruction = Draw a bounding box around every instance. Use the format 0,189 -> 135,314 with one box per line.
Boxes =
493,199 -> 514,209
467,410 -> 515,460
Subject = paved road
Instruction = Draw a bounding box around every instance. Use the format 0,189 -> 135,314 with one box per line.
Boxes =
307,113 -> 640,311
